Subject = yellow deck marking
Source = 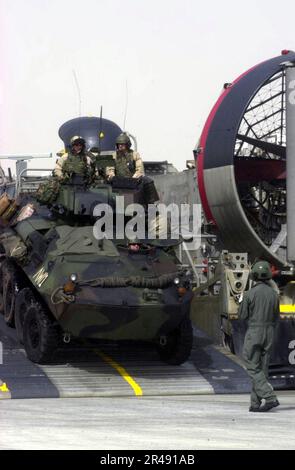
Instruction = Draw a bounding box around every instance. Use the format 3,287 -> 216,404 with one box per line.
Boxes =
0,382 -> 9,392
280,304 -> 295,313
96,349 -> 143,396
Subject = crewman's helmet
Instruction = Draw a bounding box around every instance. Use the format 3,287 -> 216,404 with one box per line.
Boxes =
70,135 -> 86,147
251,261 -> 272,281
116,133 -> 131,149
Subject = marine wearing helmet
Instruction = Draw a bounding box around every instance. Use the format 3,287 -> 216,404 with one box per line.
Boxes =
250,261 -> 272,281
105,133 -> 144,180
54,135 -> 95,182
238,259 -> 280,412
105,132 -> 159,204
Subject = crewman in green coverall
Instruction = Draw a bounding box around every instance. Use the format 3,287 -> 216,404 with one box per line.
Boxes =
238,260 -> 280,412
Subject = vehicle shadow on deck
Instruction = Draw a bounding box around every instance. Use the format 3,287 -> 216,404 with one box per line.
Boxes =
1,316 -> 293,398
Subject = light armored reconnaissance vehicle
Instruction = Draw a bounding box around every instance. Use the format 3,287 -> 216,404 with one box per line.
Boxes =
0,117 -> 194,364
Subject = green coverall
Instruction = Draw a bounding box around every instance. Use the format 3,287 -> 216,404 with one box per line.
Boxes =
238,281 -> 280,407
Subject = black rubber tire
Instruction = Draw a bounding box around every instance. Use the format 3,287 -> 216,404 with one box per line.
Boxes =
2,260 -> 21,327
23,297 -> 59,363
157,318 -> 193,365
15,288 -> 34,344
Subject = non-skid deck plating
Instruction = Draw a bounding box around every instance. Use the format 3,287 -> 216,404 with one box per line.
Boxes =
1,316 -> 294,399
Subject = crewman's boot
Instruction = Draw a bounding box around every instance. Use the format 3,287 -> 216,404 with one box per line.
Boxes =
249,405 -> 261,412
259,399 -> 280,412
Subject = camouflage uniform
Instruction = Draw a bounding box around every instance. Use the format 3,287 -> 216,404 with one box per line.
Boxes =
106,133 -> 158,204
53,135 -> 95,182
54,151 -> 95,182
104,132 -> 143,179
37,136 -> 95,205
106,149 -> 144,179
239,262 -> 280,411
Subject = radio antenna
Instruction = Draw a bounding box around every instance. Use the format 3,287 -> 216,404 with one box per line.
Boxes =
123,80 -> 128,131
98,105 -> 103,153
72,69 -> 82,117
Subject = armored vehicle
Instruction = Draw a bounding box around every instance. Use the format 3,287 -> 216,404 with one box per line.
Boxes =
0,117 -> 193,365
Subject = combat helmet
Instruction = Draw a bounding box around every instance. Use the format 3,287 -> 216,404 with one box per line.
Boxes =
70,135 -> 86,146
251,260 -> 272,281
116,133 -> 131,149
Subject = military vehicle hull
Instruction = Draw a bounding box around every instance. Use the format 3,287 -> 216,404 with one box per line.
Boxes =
56,290 -> 192,341
0,217 -> 193,364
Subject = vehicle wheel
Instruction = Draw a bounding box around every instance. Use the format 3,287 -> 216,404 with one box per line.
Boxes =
23,296 -> 59,363
2,260 -> 21,326
157,318 -> 193,365
15,288 -> 34,344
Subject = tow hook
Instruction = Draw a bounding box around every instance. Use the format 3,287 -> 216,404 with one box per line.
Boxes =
159,335 -> 167,346
63,332 -> 71,344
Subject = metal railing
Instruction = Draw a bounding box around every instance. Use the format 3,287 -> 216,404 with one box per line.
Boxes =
0,167 -> 6,188
0,167 -> 17,199
16,168 -> 53,196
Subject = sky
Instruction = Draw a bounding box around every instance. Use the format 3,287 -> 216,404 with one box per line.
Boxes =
1,0 -> 295,174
